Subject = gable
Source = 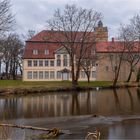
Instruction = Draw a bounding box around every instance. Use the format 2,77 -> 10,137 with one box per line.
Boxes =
55,46 -> 68,54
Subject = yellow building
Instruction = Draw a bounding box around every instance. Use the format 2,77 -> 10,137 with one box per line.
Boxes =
23,21 -> 139,82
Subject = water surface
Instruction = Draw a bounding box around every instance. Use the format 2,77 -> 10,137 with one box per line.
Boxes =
0,87 -> 140,139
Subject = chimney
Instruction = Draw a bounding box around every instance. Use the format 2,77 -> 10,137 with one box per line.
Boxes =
112,37 -> 114,43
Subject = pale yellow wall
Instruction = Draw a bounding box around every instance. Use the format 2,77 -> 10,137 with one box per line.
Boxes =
96,53 -> 139,81
23,52 -> 140,82
23,54 -> 96,81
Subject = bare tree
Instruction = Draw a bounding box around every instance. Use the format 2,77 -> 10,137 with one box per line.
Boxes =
107,41 -> 126,87
119,15 -> 140,82
47,4 -> 101,88
80,43 -> 97,83
0,0 -> 14,77
22,29 -> 36,41
1,34 -> 24,79
0,0 -> 14,34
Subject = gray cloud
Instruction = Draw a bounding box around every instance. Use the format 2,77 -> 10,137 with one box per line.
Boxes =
11,0 -> 140,39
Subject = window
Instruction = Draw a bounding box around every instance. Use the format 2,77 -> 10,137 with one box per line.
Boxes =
92,61 -> 96,66
63,55 -> 67,66
50,71 -> 55,79
50,60 -> 54,66
33,50 -> 38,55
33,71 -> 38,79
45,71 -> 49,79
57,71 -> 61,79
57,59 -> 61,66
39,60 -> 43,67
45,60 -> 49,66
96,63 -> 99,67
81,71 -> 85,78
57,55 -> 61,66
39,71 -> 43,79
106,66 -> 109,71
45,49 -> 49,55
28,60 -> 32,67
92,71 -> 96,78
33,60 -> 38,67
27,71 -> 32,79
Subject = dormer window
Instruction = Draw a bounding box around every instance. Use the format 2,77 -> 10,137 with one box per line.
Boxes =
45,49 -> 49,55
33,49 -> 38,55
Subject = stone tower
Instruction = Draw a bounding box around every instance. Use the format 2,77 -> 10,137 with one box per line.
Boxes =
94,20 -> 108,42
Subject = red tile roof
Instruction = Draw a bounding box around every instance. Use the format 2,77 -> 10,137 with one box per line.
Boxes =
23,30 -> 140,59
23,42 -> 61,59
96,41 -> 140,53
28,30 -> 95,42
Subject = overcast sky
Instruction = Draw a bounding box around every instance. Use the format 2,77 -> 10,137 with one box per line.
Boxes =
10,0 -> 140,39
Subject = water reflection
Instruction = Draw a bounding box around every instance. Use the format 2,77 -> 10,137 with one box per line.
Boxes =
113,89 -> 121,111
71,93 -> 80,115
0,88 -> 140,120
127,88 -> 134,111
107,120 -> 140,139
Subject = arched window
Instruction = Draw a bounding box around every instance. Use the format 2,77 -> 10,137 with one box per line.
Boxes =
63,55 -> 67,66
57,55 -> 61,66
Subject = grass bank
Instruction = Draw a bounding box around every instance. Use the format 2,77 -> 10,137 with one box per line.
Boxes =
0,80 -> 112,88
0,80 -> 138,95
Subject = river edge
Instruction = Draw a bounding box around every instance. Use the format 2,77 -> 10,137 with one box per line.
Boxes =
2,114 -> 140,139
0,82 -> 139,96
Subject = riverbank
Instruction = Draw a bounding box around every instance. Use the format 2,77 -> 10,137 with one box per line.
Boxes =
0,80 -> 139,96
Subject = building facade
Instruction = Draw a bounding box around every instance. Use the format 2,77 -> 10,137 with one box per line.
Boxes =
23,21 -> 139,82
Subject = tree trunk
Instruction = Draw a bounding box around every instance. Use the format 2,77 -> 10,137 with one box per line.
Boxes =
72,79 -> 78,89
5,61 -> 9,79
126,67 -> 133,82
113,55 -> 123,87
0,60 -> 1,76
87,75 -> 90,83
71,60 -> 78,89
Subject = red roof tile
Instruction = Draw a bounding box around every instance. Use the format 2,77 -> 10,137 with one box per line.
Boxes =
23,42 -> 61,59
96,41 -> 140,53
23,30 -> 140,59
28,30 -> 95,42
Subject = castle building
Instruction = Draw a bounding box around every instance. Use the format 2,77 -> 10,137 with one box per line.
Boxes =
23,21 -> 139,81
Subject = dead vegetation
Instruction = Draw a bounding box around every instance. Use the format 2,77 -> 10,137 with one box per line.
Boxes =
85,129 -> 101,140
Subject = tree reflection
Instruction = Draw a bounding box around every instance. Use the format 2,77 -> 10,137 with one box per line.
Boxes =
86,90 -> 91,114
71,92 -> 80,115
137,88 -> 140,102
113,89 -> 121,110
0,126 -> 12,140
127,88 -> 134,111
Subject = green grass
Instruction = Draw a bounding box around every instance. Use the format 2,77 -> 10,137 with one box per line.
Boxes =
0,80 -> 112,89
78,81 -> 112,87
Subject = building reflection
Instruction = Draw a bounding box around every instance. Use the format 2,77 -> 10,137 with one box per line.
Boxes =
0,88 -> 140,120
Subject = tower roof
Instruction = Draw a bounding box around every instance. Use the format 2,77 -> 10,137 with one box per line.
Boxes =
98,20 -> 103,27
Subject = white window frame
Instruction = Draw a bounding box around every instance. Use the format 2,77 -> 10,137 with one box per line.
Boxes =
45,71 -> 49,79
33,49 -> 38,55
27,71 -> 32,79
50,71 -> 55,79
33,71 -> 38,79
50,60 -> 54,66
45,49 -> 49,55
39,60 -> 43,67
39,71 -> 43,79
33,60 -> 38,67
28,60 -> 32,67
57,71 -> 61,79
45,60 -> 49,66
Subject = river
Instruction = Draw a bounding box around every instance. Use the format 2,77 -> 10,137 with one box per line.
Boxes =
0,87 -> 140,139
